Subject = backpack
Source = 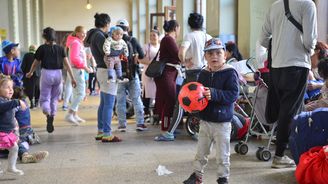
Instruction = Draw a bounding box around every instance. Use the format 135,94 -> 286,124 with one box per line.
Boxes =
122,36 -> 139,79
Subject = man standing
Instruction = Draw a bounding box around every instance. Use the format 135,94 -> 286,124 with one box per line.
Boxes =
259,0 -> 317,168
116,19 -> 147,132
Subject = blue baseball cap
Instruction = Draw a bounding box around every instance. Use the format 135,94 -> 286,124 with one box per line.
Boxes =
204,38 -> 225,51
2,40 -> 19,54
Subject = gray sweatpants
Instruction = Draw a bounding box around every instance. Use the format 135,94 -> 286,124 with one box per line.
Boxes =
193,120 -> 231,179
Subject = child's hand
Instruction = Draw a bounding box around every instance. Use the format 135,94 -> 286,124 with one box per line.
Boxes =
19,100 -> 27,111
203,87 -> 211,101
26,72 -> 33,78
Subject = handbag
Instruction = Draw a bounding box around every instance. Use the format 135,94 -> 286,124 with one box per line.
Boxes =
145,51 -> 166,78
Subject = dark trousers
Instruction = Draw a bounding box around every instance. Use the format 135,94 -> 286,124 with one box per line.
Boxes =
88,72 -> 97,93
168,69 -> 201,133
23,76 -> 40,106
154,67 -> 178,131
269,67 -> 308,157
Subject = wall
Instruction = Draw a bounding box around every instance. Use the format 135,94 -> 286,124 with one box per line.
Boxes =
42,0 -> 130,31
0,0 -> 10,40
238,0 -> 275,58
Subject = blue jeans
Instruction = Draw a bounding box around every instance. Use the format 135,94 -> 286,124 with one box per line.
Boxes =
97,92 -> 115,136
116,75 -> 144,126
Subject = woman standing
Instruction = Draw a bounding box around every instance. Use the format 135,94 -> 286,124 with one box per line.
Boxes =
65,26 -> 91,125
26,27 -> 76,133
154,20 -> 180,135
85,13 -> 121,142
139,28 -> 160,117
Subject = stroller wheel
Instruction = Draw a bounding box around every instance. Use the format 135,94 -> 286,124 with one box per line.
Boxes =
234,143 -> 240,154
185,115 -> 200,137
238,143 -> 248,155
256,147 -> 264,160
260,149 -> 271,161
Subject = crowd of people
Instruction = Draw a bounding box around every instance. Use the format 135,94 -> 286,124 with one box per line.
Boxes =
0,0 -> 326,182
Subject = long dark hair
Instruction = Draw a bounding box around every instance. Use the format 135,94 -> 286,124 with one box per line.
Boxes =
225,41 -> 243,61
163,20 -> 179,33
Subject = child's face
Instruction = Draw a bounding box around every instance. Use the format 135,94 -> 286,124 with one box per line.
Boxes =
112,31 -> 123,41
0,81 -> 14,99
10,47 -> 20,58
205,49 -> 226,70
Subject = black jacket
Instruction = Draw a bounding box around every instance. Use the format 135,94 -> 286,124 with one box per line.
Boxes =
85,28 -> 108,69
122,34 -> 144,79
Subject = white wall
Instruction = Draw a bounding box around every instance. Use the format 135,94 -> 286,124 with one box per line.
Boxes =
0,0 -> 10,40
42,0 -> 130,31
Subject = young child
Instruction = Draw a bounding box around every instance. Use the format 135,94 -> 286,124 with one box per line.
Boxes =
103,26 -> 129,83
0,74 -> 26,175
12,87 -> 49,163
183,38 -> 239,184
306,57 -> 328,111
0,40 -> 23,87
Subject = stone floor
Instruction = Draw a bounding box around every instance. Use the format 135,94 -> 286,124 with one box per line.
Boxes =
0,96 -> 297,184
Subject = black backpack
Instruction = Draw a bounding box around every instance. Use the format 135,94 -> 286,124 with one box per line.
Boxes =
122,36 -> 141,80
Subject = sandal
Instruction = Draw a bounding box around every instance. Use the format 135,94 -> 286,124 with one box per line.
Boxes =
95,132 -> 103,141
154,134 -> 174,141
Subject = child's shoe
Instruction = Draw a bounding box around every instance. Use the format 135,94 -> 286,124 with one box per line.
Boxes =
95,132 -> 104,141
46,115 -> 54,133
117,77 -> 129,83
21,151 -> 49,164
101,135 -> 122,143
74,115 -> 86,123
62,105 -> 68,111
183,173 -> 203,184
217,177 -> 228,184
6,168 -> 24,176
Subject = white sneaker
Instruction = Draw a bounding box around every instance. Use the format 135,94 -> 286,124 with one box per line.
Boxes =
6,168 -> 24,176
65,114 -> 80,126
271,155 -> 296,169
74,115 -> 86,123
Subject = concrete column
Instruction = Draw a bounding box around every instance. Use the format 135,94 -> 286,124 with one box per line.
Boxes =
176,0 -> 194,44
206,0 -> 220,36
138,0 -> 146,44
157,0 -> 164,34
23,0 -> 32,49
238,0 -> 275,58
31,0 -> 41,45
8,0 -> 19,43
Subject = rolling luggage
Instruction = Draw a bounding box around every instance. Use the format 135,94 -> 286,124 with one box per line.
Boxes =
289,108 -> 328,164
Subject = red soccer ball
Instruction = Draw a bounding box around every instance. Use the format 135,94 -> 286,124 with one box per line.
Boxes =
178,82 -> 208,113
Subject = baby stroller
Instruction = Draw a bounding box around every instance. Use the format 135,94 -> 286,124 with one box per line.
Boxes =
234,58 -> 277,161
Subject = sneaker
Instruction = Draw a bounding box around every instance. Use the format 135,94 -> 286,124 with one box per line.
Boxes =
118,126 -> 127,132
183,173 -> 203,184
136,124 -> 148,131
271,155 -> 296,169
101,135 -> 122,143
74,115 -> 86,123
46,115 -> 54,133
22,151 -> 49,164
6,168 -> 24,176
217,177 -> 228,184
95,132 -> 104,141
154,132 -> 175,141
65,114 -> 80,126
62,105 -> 68,111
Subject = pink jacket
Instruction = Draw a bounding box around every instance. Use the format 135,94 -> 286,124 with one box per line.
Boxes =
66,35 -> 86,69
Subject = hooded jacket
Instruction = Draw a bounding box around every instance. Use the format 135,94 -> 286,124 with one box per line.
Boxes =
85,28 -> 108,69
197,64 -> 239,123
66,35 -> 86,69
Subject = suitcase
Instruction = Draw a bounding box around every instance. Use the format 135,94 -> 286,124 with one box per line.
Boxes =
289,108 -> 328,164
